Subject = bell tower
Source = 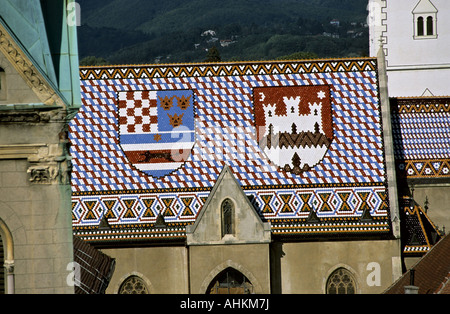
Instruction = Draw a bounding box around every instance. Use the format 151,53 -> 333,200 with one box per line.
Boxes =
369,0 -> 450,97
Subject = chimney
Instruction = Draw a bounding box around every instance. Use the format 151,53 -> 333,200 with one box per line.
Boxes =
404,269 -> 419,294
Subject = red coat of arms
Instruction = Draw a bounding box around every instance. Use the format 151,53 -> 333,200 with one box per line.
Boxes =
254,86 -> 333,174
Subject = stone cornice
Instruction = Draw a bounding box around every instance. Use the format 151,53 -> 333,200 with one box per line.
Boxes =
0,143 -> 48,160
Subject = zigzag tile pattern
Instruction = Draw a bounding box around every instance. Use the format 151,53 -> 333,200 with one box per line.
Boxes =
392,98 -> 450,179
70,59 -> 391,233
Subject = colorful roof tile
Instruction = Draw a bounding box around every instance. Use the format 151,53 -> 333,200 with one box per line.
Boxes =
392,97 -> 450,180
70,58 -> 393,242
384,234 -> 450,294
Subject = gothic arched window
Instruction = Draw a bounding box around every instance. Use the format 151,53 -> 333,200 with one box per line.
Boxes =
221,198 -> 234,237
119,275 -> 149,294
207,267 -> 254,294
326,268 -> 356,294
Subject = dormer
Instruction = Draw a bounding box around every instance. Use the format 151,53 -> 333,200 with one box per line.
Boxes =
413,0 -> 438,39
186,165 -> 271,246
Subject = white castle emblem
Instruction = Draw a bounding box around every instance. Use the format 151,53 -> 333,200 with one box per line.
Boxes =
263,96 -> 324,137
255,86 -> 333,175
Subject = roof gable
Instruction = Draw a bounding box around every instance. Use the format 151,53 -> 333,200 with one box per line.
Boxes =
0,0 -> 57,87
384,234 -> 450,294
412,0 -> 438,14
0,0 -> 81,108
186,165 -> 271,245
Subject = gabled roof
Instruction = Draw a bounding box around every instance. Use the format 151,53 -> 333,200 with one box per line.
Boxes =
384,234 -> 450,294
0,0 -> 81,108
391,97 -> 450,182
73,236 -> 115,294
412,0 -> 438,14
186,165 -> 271,245
71,58 -> 393,242
0,0 -> 57,87
400,196 -> 442,255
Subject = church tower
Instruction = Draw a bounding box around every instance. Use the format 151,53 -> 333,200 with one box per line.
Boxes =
369,0 -> 450,97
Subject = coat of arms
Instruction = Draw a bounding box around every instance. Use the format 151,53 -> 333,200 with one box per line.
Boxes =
254,86 -> 333,174
118,90 -> 195,178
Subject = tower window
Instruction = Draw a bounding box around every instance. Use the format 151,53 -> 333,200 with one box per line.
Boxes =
426,16 -> 434,35
417,17 -> 424,36
412,0 -> 438,39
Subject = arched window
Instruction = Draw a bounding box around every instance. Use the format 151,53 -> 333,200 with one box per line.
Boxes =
207,267 -> 253,294
417,17 -> 425,36
326,268 -> 356,294
412,0 -> 438,39
119,275 -> 149,294
426,16 -> 434,35
221,199 -> 234,237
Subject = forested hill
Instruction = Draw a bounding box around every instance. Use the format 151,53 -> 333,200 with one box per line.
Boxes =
77,0 -> 370,65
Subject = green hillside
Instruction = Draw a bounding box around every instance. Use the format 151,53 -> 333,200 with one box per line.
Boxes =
77,0 -> 370,65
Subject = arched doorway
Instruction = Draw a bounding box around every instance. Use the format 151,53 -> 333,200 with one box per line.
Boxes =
207,267 -> 254,294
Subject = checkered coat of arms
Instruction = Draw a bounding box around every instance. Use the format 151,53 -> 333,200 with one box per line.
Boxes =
118,90 -> 195,178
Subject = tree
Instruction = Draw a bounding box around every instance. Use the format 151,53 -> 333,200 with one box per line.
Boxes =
204,46 -> 221,62
79,56 -> 109,66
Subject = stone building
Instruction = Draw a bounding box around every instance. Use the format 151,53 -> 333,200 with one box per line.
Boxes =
0,0 -> 81,293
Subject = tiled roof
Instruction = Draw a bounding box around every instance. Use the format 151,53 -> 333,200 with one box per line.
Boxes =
69,58 -> 393,242
391,97 -> 450,180
384,234 -> 450,294
400,196 -> 442,255
73,236 -> 115,294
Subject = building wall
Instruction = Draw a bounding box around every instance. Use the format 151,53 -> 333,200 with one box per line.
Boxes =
189,244 -> 271,294
0,25 -> 74,293
104,246 -> 189,294
411,185 -> 450,233
100,239 -> 401,294
369,0 -> 450,97
0,155 -> 73,293
274,239 -> 402,294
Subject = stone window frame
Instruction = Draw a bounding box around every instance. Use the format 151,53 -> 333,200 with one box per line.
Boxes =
325,267 -> 358,294
221,198 -> 235,238
118,275 -> 149,294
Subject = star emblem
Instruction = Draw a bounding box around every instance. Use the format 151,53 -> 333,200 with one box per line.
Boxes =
317,90 -> 326,99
